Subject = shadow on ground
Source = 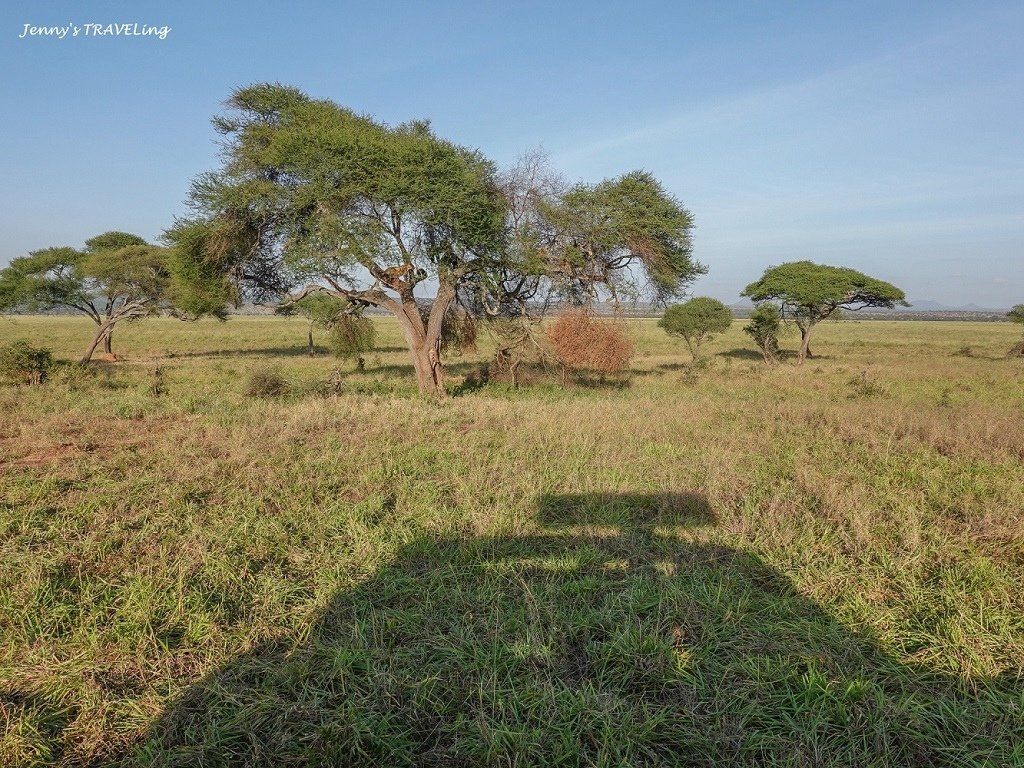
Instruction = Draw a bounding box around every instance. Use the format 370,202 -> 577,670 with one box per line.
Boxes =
134,492 -> 1021,766
160,345 -> 409,360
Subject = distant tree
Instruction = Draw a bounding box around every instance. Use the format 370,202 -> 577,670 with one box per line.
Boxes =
659,297 -> 733,360
741,261 -> 907,364
1008,304 -> 1024,357
0,232 -> 175,362
743,304 -> 782,364
328,313 -> 376,366
277,293 -> 351,356
168,85 -> 704,395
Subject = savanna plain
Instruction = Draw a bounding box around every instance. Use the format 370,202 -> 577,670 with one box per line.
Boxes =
1,315 -> 1022,767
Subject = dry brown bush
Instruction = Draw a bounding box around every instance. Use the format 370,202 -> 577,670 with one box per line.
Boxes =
548,310 -> 634,375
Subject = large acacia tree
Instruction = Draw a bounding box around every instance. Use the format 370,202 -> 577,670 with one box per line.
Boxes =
0,232 -> 174,362
169,84 -> 704,394
742,261 -> 907,364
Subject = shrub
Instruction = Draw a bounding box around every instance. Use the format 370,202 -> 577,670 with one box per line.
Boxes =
1009,305 -> 1024,357
0,341 -> 53,384
659,297 -> 733,359
328,314 -> 376,362
744,305 -> 781,364
245,367 -> 289,397
548,310 -> 633,375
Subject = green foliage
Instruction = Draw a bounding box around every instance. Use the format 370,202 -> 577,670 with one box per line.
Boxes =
168,83 -> 507,310
744,304 -> 782,364
84,231 -> 148,252
82,244 -> 172,308
742,261 -> 908,324
1008,306 -> 1024,356
536,171 -> 703,305
742,261 -> 906,362
0,340 -> 53,384
0,233 -> 171,319
168,85 -> 705,395
163,218 -> 239,318
288,293 -> 351,328
659,297 -> 732,358
328,314 -> 376,361
0,247 -> 91,315
0,233 -> 179,362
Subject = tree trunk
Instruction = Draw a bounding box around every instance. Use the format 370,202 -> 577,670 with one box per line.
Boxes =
103,330 -> 113,355
391,284 -> 456,396
308,322 -> 315,357
81,320 -> 114,363
797,323 -> 816,365
410,338 -> 444,394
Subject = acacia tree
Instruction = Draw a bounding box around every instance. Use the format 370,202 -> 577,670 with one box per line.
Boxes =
659,297 -> 733,360
0,232 -> 175,362
169,84 -> 705,394
741,261 -> 907,364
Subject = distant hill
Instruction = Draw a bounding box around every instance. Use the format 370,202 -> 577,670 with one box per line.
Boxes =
898,299 -> 1009,313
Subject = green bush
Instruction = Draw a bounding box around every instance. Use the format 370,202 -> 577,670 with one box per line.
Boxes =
0,341 -> 54,384
244,367 -> 290,398
328,314 -> 376,362
659,297 -> 732,359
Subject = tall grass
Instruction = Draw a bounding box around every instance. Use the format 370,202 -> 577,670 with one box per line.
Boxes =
1,315 -> 1021,765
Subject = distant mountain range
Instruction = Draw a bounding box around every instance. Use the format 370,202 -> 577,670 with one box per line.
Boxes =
896,300 -> 1009,313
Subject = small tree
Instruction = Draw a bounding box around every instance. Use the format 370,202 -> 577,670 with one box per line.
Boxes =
278,293 -> 352,356
1008,304 -> 1024,357
741,261 -> 907,364
659,297 -> 732,360
328,313 -> 376,366
0,232 -> 175,362
743,304 -> 782,364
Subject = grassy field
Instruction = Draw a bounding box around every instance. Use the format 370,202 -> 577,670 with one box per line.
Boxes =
1,314 -> 1022,766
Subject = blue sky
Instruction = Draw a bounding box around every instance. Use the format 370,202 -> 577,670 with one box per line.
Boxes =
2,0 -> 1021,307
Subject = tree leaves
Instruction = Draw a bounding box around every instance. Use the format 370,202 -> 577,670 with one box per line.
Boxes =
742,261 -> 908,325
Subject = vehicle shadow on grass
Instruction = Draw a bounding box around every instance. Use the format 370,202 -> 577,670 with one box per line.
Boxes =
136,492 -> 1022,767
